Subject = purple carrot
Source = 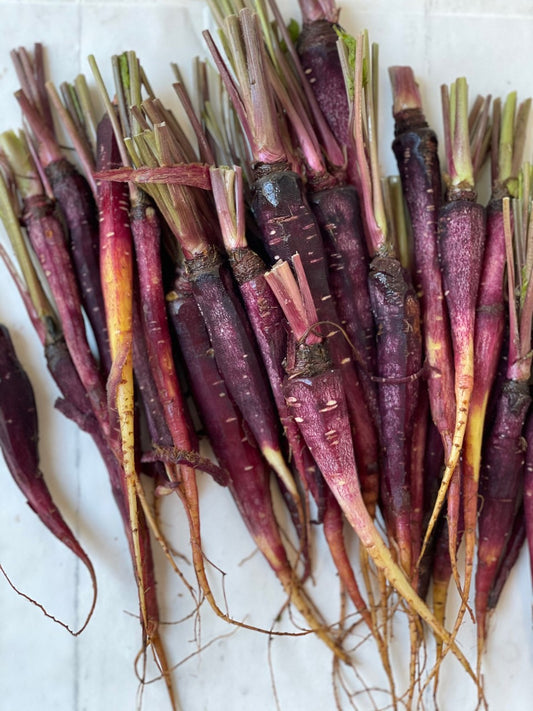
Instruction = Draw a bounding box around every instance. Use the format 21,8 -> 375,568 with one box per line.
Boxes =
264,258 -> 479,686
0,324 -> 97,633
296,0 -> 349,145
389,65 -> 454,494
308,183 -> 380,431
488,504 -> 526,610
14,73 -> 110,372
0,131 -> 110,442
422,79 -> 486,584
166,274 -> 349,662
476,195 -> 533,670
341,37 -> 423,579
458,92 -> 529,637
522,410 -> 533,586
210,163 -> 385,649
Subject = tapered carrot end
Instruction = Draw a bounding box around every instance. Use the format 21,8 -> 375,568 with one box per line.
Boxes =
150,630 -> 178,711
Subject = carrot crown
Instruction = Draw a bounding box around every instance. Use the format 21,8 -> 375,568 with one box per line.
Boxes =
442,77 -> 475,195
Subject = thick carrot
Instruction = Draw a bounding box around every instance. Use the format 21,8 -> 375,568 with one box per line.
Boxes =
14,86 -> 110,372
166,274 -> 349,662
369,254 -> 422,578
389,65 -> 454,481
296,0 -> 349,145
476,195 -> 533,672
460,93 -> 529,628
423,79 -> 486,581
488,504 -> 526,611
0,131 -> 110,441
309,183 -> 380,432
524,411 -> 533,586
265,259 -> 479,688
0,324 -> 97,633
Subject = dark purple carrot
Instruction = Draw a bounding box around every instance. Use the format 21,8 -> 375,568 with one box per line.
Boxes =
296,0 -> 349,145
166,273 -> 349,662
308,182 -> 380,432
475,195 -> 533,671
422,79 -> 486,584
0,323 -> 97,633
0,131 -> 110,441
340,36 -> 423,580
388,65 -> 455,498
209,163 -> 389,664
205,12 -> 381,513
488,504 -> 526,611
264,258 -> 479,686
13,56 -> 110,372
522,410 -> 533,586
457,92 -> 529,638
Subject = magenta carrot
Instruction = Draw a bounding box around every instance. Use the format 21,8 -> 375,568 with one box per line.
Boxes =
296,0 -> 349,145
458,92 -> 529,636
0,323 -> 97,633
475,195 -> 533,673
522,410 -> 533,586
264,257 -> 479,687
488,504 -> 526,611
0,131 -> 110,440
166,273 -> 349,662
422,78 -> 486,582
13,54 -> 110,371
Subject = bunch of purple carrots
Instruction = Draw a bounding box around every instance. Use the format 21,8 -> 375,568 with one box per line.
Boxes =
1,1 -> 532,708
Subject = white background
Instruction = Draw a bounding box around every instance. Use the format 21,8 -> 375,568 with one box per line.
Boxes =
0,1 -> 533,710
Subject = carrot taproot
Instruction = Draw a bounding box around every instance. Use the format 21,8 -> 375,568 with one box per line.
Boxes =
475,195 -> 533,675
422,79 -> 486,587
166,272 -> 349,662
265,257 -> 479,691
0,323 -> 97,634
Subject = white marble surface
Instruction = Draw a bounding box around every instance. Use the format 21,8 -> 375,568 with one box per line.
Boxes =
0,1 -> 532,709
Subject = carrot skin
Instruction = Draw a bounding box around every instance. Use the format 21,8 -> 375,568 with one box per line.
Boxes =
438,198 -> 485,434
168,280 -> 347,659
392,116 -> 455,451
130,194 -> 197,454
252,168 -> 380,513
523,412 -> 533,584
429,197 -> 485,564
462,198 -> 507,608
369,255 -> 422,575
186,247 -> 288,470
46,158 -> 110,373
488,504 -> 526,610
0,324 -> 96,587
297,19 -> 350,145
417,419 -> 444,599
476,379 -> 531,648
22,194 -> 109,438
310,183 -> 380,428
